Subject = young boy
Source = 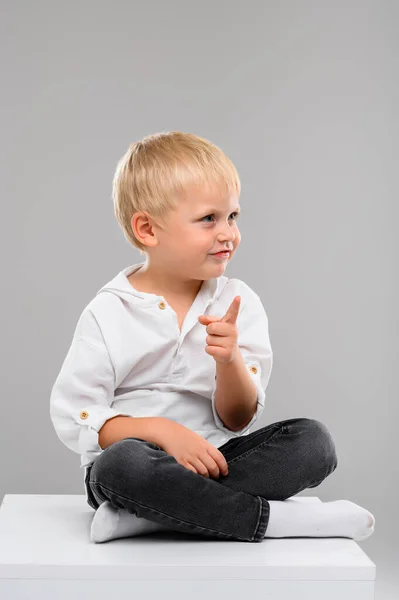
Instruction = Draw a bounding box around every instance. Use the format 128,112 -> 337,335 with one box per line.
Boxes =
50,131 -> 375,543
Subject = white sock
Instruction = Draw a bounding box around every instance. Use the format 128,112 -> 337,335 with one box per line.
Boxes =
90,501 -> 173,543
264,499 -> 375,541
90,498 -> 376,544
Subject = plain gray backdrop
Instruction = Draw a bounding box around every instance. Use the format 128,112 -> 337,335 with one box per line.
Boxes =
1,1 -> 397,596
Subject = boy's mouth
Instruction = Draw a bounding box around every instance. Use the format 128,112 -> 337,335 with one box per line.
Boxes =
210,251 -> 230,259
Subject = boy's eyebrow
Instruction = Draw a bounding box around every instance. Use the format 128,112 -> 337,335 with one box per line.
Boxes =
194,205 -> 241,215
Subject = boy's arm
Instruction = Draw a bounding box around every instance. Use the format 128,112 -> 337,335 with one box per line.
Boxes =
50,336 -> 135,461
212,349 -> 258,432
211,287 -> 273,434
98,415 -> 169,449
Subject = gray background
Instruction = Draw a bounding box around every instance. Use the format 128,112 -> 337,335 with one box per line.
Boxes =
1,1 -> 397,596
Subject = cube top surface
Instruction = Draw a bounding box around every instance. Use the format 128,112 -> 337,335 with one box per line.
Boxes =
0,494 -> 375,581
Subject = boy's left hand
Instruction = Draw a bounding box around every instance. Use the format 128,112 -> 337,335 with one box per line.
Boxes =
198,295 -> 241,365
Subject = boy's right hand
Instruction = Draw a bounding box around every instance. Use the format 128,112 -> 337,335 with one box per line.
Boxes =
155,419 -> 229,480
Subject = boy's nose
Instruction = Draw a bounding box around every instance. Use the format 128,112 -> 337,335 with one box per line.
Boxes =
217,224 -> 236,241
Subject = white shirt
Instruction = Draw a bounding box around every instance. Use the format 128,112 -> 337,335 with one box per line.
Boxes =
49,262 -> 273,471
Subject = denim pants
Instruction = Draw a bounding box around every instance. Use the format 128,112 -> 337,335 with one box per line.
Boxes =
84,417 -> 338,543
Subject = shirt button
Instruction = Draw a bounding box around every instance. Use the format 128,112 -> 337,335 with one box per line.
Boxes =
158,301 -> 166,309
80,411 -> 89,420
249,366 -> 258,374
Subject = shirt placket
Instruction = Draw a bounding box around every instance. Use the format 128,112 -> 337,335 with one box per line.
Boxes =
156,292 -> 214,380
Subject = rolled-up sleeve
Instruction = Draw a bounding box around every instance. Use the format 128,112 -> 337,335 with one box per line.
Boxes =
211,287 -> 273,435
49,336 -> 132,463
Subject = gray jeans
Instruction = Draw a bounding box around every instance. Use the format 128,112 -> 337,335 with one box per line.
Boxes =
84,417 -> 338,542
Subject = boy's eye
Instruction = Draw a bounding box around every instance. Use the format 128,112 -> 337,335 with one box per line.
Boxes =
201,212 -> 240,223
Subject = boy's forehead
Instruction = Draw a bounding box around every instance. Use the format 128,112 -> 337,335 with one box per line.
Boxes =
179,184 -> 239,214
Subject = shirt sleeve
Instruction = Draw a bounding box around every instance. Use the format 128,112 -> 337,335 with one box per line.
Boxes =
49,312 -> 132,463
210,286 -> 273,436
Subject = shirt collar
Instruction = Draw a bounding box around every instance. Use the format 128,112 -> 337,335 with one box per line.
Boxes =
97,262 -> 223,307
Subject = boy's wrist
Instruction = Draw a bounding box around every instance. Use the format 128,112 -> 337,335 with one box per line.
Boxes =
147,417 -> 176,448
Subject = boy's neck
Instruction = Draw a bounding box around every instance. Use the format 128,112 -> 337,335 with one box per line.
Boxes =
128,264 -> 204,300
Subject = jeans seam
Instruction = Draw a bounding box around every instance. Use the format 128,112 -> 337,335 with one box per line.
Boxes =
226,426 -> 285,466
253,497 -> 263,542
89,480 -> 251,541
222,423 -> 287,456
254,496 -> 270,542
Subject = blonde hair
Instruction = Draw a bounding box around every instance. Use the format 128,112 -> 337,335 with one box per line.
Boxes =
112,131 -> 241,254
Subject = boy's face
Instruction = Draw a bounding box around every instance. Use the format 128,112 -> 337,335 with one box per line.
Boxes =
141,183 -> 241,280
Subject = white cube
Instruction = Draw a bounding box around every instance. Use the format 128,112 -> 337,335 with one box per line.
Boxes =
0,494 -> 376,600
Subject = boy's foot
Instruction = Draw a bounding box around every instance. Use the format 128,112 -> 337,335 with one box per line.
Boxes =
264,499 -> 375,541
90,501 -> 172,543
